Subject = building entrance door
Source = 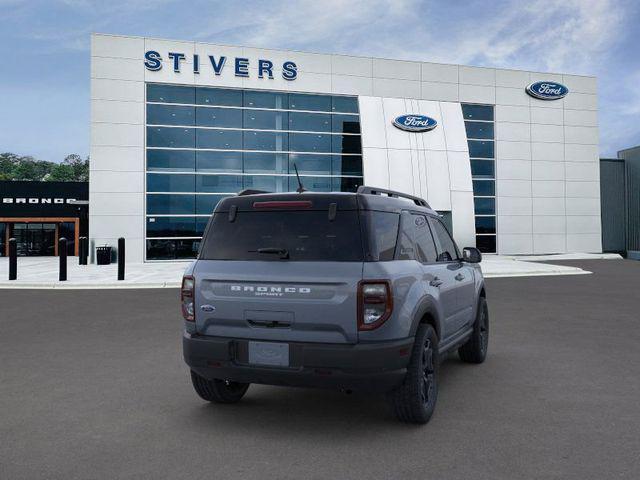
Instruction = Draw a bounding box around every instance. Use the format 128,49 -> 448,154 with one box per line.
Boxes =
12,223 -> 57,256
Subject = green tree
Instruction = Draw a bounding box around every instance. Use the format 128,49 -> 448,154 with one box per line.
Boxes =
47,163 -> 76,181
0,152 -> 89,181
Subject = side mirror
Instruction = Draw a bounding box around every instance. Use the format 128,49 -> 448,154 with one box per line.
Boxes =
462,247 -> 482,264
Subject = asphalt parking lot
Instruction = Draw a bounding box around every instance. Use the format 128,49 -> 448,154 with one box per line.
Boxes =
1,259 -> 639,480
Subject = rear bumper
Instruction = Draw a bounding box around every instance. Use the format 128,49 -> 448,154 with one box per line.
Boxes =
183,332 -> 414,393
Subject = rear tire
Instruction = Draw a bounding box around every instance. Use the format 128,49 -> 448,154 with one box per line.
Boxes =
458,297 -> 489,364
387,324 -> 438,424
190,370 -> 250,404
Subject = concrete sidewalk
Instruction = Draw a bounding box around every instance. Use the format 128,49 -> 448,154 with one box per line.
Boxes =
0,253 -> 621,288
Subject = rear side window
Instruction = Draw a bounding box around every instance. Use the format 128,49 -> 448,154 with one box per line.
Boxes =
428,217 -> 460,262
199,210 -> 363,261
413,215 -> 438,263
363,211 -> 399,261
396,212 -> 437,263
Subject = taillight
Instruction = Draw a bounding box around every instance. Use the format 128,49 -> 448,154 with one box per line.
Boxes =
358,280 -> 393,330
181,275 -> 195,322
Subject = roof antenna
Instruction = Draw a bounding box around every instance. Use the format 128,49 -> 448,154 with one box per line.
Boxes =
293,163 -> 306,193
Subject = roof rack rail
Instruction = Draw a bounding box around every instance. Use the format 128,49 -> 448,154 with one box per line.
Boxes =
357,186 -> 431,208
237,189 -> 271,196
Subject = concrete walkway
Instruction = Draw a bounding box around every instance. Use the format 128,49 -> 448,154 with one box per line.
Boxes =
0,253 -> 622,289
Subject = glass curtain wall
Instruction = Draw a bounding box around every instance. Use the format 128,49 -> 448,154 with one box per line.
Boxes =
145,84 -> 364,260
462,104 -> 496,253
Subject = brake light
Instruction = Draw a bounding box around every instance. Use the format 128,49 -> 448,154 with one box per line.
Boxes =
253,200 -> 313,209
181,275 -> 195,322
358,280 -> 393,330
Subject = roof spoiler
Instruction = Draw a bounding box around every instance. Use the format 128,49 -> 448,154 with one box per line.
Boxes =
237,189 -> 271,196
356,186 -> 431,208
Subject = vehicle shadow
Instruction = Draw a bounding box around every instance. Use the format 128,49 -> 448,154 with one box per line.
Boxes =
178,354 -> 473,435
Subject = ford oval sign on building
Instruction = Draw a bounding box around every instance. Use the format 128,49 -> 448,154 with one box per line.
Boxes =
392,114 -> 438,132
525,81 -> 569,100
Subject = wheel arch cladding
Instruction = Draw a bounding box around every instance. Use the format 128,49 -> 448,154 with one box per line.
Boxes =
410,298 -> 441,340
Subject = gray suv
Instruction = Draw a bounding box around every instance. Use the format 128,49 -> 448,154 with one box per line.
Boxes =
182,186 -> 488,424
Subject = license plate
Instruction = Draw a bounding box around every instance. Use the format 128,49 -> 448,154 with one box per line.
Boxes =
248,341 -> 289,367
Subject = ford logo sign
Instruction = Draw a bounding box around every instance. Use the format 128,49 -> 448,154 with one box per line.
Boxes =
525,81 -> 569,100
392,114 -> 437,132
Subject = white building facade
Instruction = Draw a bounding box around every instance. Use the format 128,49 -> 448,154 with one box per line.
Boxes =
90,33 -> 601,262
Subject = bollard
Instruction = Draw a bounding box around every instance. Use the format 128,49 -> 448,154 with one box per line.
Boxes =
82,237 -> 89,265
8,238 -> 17,280
78,236 -> 84,265
79,237 -> 88,265
59,237 -> 67,281
117,237 -> 125,281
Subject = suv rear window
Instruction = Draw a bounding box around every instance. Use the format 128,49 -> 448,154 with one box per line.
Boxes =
200,210 -> 364,261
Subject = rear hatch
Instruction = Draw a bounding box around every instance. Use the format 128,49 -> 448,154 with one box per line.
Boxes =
193,194 -> 363,344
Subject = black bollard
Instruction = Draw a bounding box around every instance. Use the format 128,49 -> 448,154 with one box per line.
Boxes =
78,236 -> 84,265
79,237 -> 87,265
117,237 -> 125,281
8,238 -> 17,280
83,237 -> 89,265
59,237 -> 67,281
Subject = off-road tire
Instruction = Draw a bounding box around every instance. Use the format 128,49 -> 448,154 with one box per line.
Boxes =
458,296 -> 489,364
387,324 -> 438,424
190,370 -> 250,404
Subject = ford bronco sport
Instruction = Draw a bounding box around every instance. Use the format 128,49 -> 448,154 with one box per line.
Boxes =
182,186 -> 488,424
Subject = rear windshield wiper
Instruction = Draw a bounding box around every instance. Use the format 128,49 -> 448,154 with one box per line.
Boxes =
253,247 -> 290,260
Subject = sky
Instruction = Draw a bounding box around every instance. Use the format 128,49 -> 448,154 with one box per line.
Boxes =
0,0 -> 638,162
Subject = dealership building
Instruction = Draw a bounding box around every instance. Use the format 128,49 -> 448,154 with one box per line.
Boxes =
90,33 -> 601,262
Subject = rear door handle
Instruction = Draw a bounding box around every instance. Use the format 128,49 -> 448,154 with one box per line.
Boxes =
455,273 -> 465,281
429,277 -> 443,287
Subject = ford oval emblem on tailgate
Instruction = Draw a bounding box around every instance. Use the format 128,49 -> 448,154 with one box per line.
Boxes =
200,305 -> 215,312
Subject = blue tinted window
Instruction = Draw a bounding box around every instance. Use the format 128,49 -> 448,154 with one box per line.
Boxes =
333,155 -> 363,176
289,93 -> 332,112
147,150 -> 195,171
288,153 -> 331,175
288,112 -> 331,132
196,151 -> 242,172
196,218 -> 210,236
147,217 -> 197,237
196,87 -> 242,106
465,121 -> 494,139
474,197 -> 495,215
147,127 -> 195,148
472,180 -> 495,196
196,194 -> 228,215
196,107 -> 242,128
475,216 -> 496,234
332,134 -> 362,154
476,235 -> 496,253
243,175 -> 288,192
332,115 -> 361,134
243,109 -> 288,130
470,160 -> 495,178
332,96 -> 359,113
462,104 -> 494,121
147,104 -> 194,125
196,175 -> 243,193
147,239 -> 200,260
290,133 -> 331,153
196,129 -> 242,149
244,152 -> 287,173
146,173 -> 195,192
332,176 -> 362,192
147,194 -> 195,215
468,140 -> 494,158
243,131 -> 288,151
147,84 -> 194,104
291,176 -> 331,192
243,90 -> 287,109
